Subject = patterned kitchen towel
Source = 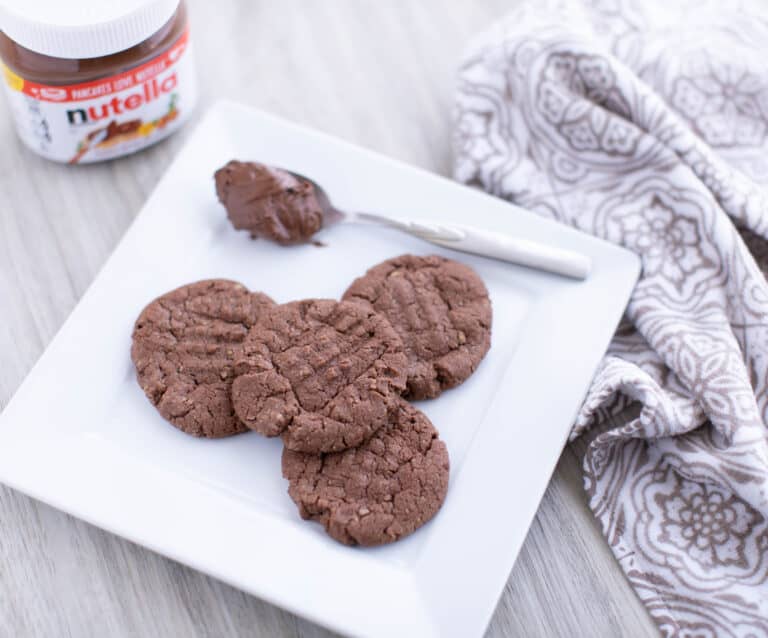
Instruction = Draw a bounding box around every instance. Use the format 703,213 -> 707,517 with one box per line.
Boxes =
454,1 -> 768,635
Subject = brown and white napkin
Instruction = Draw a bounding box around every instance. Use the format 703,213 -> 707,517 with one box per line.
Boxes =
454,0 -> 768,635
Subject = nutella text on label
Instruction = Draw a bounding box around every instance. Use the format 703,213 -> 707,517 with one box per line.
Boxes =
1,30 -> 196,163
0,1 -> 196,164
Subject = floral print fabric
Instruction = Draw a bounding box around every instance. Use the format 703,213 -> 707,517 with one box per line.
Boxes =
454,1 -> 768,635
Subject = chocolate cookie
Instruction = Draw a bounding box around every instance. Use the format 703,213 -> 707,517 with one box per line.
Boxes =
342,254 -> 492,400
131,279 -> 274,437
282,398 -> 450,546
231,299 -> 407,453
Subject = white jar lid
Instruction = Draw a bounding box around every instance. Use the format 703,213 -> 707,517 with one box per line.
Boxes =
0,0 -> 180,60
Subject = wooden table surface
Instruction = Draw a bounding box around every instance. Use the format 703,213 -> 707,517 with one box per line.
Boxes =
0,1 -> 658,636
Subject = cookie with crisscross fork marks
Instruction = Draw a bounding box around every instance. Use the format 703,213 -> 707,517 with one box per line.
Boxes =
282,397 -> 450,546
343,254 -> 492,400
131,279 -> 275,437
231,299 -> 408,453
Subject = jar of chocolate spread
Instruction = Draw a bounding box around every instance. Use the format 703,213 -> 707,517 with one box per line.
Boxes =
0,0 -> 197,163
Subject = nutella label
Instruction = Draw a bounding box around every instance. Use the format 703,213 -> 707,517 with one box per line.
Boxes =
1,30 -> 196,163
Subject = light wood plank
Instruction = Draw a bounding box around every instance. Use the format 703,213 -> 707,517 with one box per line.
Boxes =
0,1 -> 657,635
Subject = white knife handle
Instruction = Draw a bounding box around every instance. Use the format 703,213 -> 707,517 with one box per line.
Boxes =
355,213 -> 591,280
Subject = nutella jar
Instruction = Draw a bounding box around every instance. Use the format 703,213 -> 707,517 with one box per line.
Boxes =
0,0 -> 197,163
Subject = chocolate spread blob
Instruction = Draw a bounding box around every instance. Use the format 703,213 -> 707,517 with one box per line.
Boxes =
214,161 -> 326,245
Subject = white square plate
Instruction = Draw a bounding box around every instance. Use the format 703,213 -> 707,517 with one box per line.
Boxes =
0,101 -> 639,638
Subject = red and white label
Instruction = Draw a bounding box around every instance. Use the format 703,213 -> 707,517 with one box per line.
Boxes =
2,30 -> 197,163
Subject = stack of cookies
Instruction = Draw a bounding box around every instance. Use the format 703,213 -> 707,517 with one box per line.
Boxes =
131,254 -> 492,546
